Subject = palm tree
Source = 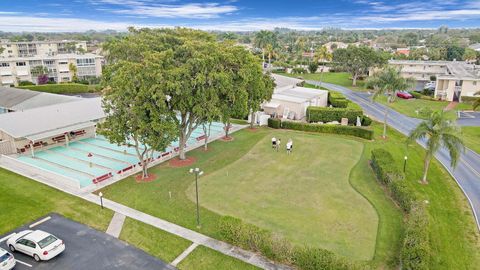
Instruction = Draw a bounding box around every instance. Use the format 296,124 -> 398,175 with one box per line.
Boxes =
366,67 -> 415,138
254,30 -> 276,67
314,45 -> 332,83
473,91 -> 480,110
407,111 -> 464,184
265,44 -> 277,67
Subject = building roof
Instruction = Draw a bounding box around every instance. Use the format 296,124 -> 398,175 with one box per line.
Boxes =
0,97 -> 104,140
271,86 -> 328,104
469,43 -> 480,51
272,74 -> 304,92
389,60 -> 480,80
0,87 -> 79,111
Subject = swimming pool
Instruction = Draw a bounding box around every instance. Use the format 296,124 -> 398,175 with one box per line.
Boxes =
16,122 -> 227,188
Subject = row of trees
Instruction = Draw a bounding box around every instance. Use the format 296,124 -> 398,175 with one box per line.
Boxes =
99,28 -> 274,178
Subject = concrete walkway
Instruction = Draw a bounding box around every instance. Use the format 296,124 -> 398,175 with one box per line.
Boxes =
171,243 -> 199,267
106,212 -> 126,238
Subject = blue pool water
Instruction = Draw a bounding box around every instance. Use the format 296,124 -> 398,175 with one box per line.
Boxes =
16,122 -> 226,188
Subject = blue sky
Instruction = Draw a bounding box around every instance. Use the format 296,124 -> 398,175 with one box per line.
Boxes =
0,0 -> 479,32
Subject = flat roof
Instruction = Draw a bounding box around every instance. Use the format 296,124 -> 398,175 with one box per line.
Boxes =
272,74 -> 304,90
0,98 -> 104,139
0,53 -> 103,62
0,87 -> 80,111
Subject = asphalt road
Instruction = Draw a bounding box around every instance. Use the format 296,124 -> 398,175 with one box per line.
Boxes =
307,80 -> 480,231
0,214 -> 175,270
457,111 -> 480,126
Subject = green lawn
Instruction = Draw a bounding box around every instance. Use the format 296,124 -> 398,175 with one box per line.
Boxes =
462,126 -> 480,154
178,246 -> 260,270
281,72 -> 367,91
17,83 -> 100,94
0,168 -> 114,234
186,130 -> 377,260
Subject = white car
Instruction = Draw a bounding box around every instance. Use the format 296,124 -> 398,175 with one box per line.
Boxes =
0,247 -> 15,270
7,230 -> 65,262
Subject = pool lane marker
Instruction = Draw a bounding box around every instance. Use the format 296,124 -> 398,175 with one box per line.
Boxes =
29,216 -> 51,228
15,259 -> 32,267
0,233 -> 15,243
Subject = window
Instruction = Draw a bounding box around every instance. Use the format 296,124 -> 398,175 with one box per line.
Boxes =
44,60 -> 55,65
38,235 -> 57,249
6,44 -> 10,47
25,240 -> 36,249
16,62 -> 26,66
7,50 -> 12,53
76,58 -> 95,66
0,62 -> 9,67
474,81 -> 477,86
58,61 -> 68,65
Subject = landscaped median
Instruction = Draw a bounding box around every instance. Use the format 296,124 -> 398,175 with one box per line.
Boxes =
17,83 -> 100,94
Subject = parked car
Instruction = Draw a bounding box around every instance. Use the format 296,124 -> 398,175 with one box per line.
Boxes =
396,91 -> 413,99
424,81 -> 436,90
7,230 -> 65,262
0,247 -> 15,270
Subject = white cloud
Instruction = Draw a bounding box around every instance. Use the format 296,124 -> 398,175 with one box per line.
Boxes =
111,3 -> 238,19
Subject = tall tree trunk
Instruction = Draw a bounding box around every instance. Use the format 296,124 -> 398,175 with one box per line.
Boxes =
250,110 -> 255,129
142,162 -> 148,178
179,130 -> 187,160
224,121 -> 230,138
422,154 -> 431,184
383,106 -> 388,139
202,123 -> 210,151
352,72 -> 358,87
262,48 -> 265,67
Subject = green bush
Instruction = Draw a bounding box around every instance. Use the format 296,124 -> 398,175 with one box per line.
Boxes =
360,115 -> 372,126
281,121 -> 373,140
401,204 -> 430,270
307,105 -> 363,124
218,216 -> 361,269
17,83 -> 92,94
409,91 -> 423,99
267,118 -> 281,129
370,148 -> 405,185
328,91 -> 349,108
291,67 -> 307,74
18,80 -> 35,86
461,96 -> 480,105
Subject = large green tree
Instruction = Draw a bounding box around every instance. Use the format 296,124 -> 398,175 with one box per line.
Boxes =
254,30 -> 277,66
333,45 -> 386,86
99,60 -> 178,178
407,111 -> 464,184
366,67 -> 415,138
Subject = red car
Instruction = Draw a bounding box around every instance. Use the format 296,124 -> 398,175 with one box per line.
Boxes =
396,91 -> 413,99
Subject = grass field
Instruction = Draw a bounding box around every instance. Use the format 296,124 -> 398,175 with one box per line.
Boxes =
178,246 -> 260,270
280,72 -> 367,91
187,130 -> 377,260
376,95 -> 479,119
462,126 -> 480,154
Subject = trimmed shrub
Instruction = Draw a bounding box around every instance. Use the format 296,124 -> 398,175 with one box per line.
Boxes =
401,204 -> 430,270
218,216 -> 361,269
328,91 -> 349,108
17,83 -> 91,94
307,105 -> 363,124
360,115 -> 372,126
268,118 -> 281,129
461,96 -> 480,105
370,148 -> 405,185
281,121 -> 373,140
291,67 -> 307,74
409,91 -> 423,99
18,80 -> 35,86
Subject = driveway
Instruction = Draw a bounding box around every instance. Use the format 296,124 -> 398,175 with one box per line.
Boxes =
307,80 -> 480,231
0,214 -> 175,270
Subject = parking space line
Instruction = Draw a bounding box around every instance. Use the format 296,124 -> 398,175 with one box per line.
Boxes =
0,233 -> 15,243
29,216 -> 51,228
15,259 -> 32,267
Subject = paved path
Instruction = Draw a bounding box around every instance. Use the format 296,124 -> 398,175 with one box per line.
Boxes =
307,80 -> 480,231
171,243 -> 199,267
106,212 -> 126,238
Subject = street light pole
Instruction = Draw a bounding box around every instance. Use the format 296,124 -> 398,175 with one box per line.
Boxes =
190,168 -> 203,228
403,156 -> 408,173
99,192 -> 104,209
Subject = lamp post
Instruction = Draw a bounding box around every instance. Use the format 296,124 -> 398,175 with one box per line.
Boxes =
189,168 -> 204,228
99,192 -> 104,209
403,156 -> 408,173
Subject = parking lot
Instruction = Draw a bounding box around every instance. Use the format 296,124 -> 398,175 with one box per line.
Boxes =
0,214 -> 175,270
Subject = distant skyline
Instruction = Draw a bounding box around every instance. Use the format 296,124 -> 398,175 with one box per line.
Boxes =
0,0 -> 479,32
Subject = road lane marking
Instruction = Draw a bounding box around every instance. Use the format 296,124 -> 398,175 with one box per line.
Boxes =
0,233 -> 15,243
29,216 -> 51,228
15,259 -> 32,267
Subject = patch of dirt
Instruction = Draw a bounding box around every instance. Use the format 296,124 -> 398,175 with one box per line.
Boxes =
169,156 -> 197,167
220,136 -> 235,142
135,173 -> 157,183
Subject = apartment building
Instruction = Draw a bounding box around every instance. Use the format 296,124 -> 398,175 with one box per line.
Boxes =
0,40 -> 88,58
388,60 -> 480,101
0,53 -> 103,86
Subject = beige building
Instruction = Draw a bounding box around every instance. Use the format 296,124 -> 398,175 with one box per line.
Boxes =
0,53 -> 103,86
388,60 -> 480,101
0,40 -> 88,58
263,74 -> 328,120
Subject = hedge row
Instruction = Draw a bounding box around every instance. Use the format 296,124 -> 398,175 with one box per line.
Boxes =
306,105 -> 363,124
409,91 -> 435,101
461,96 -> 480,104
328,91 -> 349,108
17,83 -> 94,94
370,149 -> 430,269
268,118 -> 374,140
218,216 -> 364,270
